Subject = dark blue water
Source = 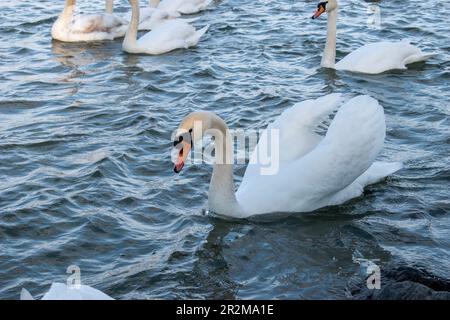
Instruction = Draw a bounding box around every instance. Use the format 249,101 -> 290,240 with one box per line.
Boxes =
0,0 -> 449,299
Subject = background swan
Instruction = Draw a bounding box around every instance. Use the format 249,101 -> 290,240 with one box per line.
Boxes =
311,0 -> 434,74
173,94 -> 402,218
52,0 -> 128,42
156,0 -> 213,15
106,0 -> 181,31
21,283 -> 114,300
122,0 -> 208,55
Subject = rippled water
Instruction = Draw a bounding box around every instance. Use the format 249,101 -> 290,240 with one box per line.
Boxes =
0,0 -> 449,299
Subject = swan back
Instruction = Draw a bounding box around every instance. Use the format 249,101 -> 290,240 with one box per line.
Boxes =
136,20 -> 208,54
336,41 -> 433,74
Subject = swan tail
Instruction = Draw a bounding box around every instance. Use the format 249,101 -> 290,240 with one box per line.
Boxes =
21,288 -> 35,300
325,161 -> 402,207
404,52 -> 436,65
356,161 -> 403,187
191,25 -> 209,44
181,17 -> 200,24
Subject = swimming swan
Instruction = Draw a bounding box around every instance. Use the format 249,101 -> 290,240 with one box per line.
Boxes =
21,283 -> 114,300
106,0 -> 181,31
156,0 -> 213,15
122,0 -> 208,55
311,0 -> 434,74
172,94 -> 402,218
52,0 -> 128,42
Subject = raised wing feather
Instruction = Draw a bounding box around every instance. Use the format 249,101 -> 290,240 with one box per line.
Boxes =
241,93 -> 344,186
237,95 -> 386,215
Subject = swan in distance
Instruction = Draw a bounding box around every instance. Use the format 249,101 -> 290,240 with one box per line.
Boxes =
21,283 -> 114,300
52,0 -> 128,42
311,0 -> 434,74
122,0 -> 208,55
156,0 -> 213,15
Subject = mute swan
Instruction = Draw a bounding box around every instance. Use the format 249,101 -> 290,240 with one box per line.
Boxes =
311,0 -> 434,74
52,0 -> 128,42
173,94 -> 402,218
20,283 -> 114,300
122,0 -> 208,55
156,0 -> 213,15
106,0 -> 181,31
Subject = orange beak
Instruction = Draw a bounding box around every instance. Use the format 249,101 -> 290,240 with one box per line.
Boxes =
174,142 -> 191,173
312,6 -> 326,19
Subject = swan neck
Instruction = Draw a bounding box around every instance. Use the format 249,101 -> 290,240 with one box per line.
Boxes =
61,0 -> 76,20
105,0 -> 114,14
123,0 -> 140,51
322,9 -> 337,69
208,117 -> 243,217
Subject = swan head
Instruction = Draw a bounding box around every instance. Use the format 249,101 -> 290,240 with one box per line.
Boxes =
172,111 -> 218,173
312,0 -> 338,19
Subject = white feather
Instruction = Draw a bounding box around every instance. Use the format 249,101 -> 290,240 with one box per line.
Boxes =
21,283 -> 114,300
158,0 -> 212,14
235,95 -> 401,216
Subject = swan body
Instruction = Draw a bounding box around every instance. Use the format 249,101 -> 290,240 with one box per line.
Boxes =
21,283 -> 114,300
173,94 -> 402,218
157,0 -> 213,14
52,0 -> 127,42
312,0 -> 434,74
123,0 -> 208,55
335,40 -> 435,74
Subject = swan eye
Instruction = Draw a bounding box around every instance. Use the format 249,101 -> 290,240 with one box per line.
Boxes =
318,1 -> 328,9
173,128 -> 193,147
173,135 -> 183,147
188,128 -> 193,147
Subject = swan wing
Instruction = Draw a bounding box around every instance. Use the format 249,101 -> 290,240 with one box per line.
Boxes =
137,20 -> 207,54
336,41 -> 434,74
123,7 -> 180,30
237,95 -> 387,215
41,283 -> 114,300
311,95 -> 386,193
325,161 -> 402,206
241,93 -> 344,185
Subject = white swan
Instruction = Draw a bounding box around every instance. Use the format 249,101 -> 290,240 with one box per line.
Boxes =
173,94 -> 402,218
20,283 -> 114,300
106,0 -> 181,31
311,0 -> 434,74
51,0 -> 128,42
156,0 -> 213,15
122,0 -> 208,55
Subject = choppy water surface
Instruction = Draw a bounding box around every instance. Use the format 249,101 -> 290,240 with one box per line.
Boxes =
0,0 -> 449,299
